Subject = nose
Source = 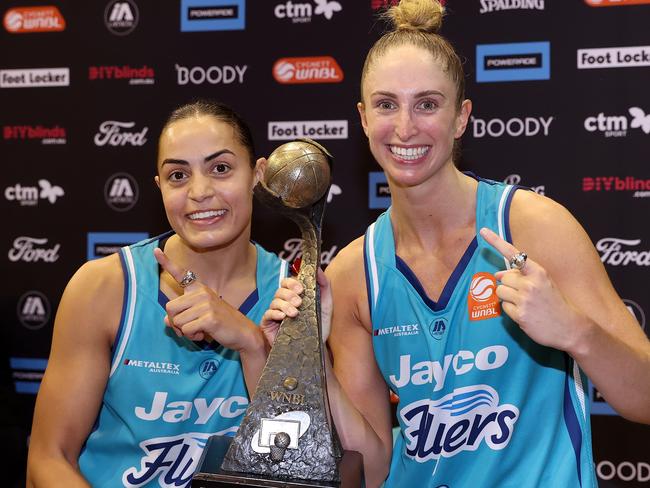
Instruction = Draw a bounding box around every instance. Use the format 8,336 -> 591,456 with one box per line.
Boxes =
187,173 -> 215,201
395,108 -> 418,141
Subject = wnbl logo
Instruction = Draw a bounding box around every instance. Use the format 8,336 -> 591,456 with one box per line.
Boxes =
400,385 -> 519,462
123,430 -> 235,487
105,173 -> 138,211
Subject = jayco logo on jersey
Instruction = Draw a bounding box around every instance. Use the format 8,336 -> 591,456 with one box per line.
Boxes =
135,391 -> 248,424
5,179 -> 64,206
124,358 -> 181,375
374,323 -> 420,338
597,238 -> 650,266
274,0 -> 342,23
400,384 -> 519,462
278,238 -> 337,265
390,345 -> 509,391
468,273 -> 501,321
584,107 -> 650,137
122,431 -> 235,487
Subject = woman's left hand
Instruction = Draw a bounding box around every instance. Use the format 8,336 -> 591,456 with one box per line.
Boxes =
479,227 -> 583,352
153,248 -> 259,350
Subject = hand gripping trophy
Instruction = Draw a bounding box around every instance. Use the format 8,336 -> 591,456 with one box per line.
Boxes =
192,139 -> 361,487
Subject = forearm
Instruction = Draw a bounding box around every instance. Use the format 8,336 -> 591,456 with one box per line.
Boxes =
325,354 -> 390,488
238,326 -> 269,397
27,455 -> 91,488
568,315 -> 650,424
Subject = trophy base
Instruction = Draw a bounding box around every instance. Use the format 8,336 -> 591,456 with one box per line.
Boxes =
192,435 -> 363,488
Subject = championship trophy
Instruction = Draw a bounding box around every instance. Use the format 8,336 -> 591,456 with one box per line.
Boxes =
191,139 -> 362,487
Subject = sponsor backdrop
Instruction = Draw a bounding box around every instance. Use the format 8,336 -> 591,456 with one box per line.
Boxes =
1,0 -> 649,485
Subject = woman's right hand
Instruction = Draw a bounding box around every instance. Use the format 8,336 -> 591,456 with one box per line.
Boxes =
260,268 -> 333,346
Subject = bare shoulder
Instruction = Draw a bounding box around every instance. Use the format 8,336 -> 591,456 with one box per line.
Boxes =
326,235 -> 371,330
58,253 -> 124,347
327,235 -> 365,279
509,189 -> 593,268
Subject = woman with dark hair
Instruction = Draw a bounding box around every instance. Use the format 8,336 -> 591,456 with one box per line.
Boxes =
265,1 -> 650,486
27,100 -> 288,487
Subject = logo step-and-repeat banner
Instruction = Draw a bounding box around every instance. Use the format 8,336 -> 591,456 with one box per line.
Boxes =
1,1 -> 648,486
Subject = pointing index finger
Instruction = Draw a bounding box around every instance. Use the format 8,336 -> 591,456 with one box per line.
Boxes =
153,248 -> 186,284
479,227 -> 520,263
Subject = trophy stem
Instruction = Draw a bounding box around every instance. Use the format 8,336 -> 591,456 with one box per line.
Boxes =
220,193 -> 341,482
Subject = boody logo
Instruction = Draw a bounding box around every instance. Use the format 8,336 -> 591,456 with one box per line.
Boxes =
468,273 -> 501,321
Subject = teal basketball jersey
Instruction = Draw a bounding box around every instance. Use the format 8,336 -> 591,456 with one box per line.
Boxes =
79,233 -> 288,487
364,179 -> 596,488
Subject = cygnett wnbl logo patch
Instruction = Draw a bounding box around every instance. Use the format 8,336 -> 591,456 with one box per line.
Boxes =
468,272 -> 501,321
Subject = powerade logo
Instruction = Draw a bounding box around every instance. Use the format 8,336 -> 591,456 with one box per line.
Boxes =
10,357 -> 47,395
87,232 -> 148,260
400,385 -> 519,462
476,41 -> 550,82
180,0 -> 245,31
369,171 -> 390,209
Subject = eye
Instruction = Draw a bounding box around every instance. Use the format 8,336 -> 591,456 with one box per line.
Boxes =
376,100 -> 396,111
417,99 -> 438,111
168,170 -> 187,182
212,163 -> 231,175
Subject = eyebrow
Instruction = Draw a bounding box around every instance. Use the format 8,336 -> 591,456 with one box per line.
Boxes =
371,90 -> 446,99
161,149 -> 235,167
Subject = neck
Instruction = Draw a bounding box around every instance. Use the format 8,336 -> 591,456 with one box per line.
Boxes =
389,166 -> 478,252
164,229 -> 257,293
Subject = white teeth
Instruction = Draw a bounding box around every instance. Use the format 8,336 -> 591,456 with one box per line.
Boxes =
188,209 -> 226,220
390,145 -> 429,160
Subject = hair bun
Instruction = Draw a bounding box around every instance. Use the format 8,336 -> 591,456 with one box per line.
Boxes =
386,0 -> 444,34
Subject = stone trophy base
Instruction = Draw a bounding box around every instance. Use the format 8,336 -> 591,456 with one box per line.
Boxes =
191,435 -> 363,488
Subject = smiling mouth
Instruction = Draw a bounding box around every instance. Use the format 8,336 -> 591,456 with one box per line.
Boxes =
187,209 -> 227,220
389,145 -> 430,161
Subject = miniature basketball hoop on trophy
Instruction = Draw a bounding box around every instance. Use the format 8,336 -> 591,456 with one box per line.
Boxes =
191,139 -> 362,488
